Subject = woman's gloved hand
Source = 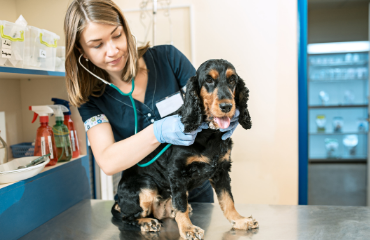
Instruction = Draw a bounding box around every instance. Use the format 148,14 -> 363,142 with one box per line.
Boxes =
153,115 -> 209,146
220,108 -> 240,140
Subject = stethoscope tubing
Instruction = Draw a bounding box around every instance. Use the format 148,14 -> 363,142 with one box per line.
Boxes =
78,54 -> 171,167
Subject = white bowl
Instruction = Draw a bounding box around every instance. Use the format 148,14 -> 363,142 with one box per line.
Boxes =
0,156 -> 50,184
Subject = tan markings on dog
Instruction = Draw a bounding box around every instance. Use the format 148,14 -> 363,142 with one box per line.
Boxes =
212,89 -> 236,116
137,218 -> 161,232
152,197 -> 176,219
201,87 -> 236,128
186,155 -> 210,165
218,190 -> 259,229
209,69 -> 219,79
218,190 -> 243,222
114,203 -> 121,213
218,98 -> 234,104
219,149 -> 231,162
226,69 -> 235,78
139,189 -> 158,217
175,205 -> 205,239
211,89 -> 237,127
175,206 -> 191,232
200,86 -> 216,121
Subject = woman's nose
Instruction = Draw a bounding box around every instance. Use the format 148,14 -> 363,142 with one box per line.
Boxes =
106,40 -> 119,56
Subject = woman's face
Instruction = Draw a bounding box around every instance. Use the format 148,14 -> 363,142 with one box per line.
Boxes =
79,22 -> 128,75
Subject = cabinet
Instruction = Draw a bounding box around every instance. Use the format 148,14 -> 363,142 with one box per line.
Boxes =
307,41 -> 369,206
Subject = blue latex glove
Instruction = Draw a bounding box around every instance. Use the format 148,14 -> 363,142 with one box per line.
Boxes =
219,108 -> 240,140
153,115 -> 209,146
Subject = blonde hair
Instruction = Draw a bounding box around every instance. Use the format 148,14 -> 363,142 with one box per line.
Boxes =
64,0 -> 150,107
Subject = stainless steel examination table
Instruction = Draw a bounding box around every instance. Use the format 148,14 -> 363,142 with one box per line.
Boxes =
20,199 -> 370,239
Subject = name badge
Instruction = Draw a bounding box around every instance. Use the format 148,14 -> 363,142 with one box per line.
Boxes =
156,91 -> 184,118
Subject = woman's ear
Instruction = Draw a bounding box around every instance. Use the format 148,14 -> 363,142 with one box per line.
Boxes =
76,46 -> 88,59
235,76 -> 252,130
178,76 -> 203,133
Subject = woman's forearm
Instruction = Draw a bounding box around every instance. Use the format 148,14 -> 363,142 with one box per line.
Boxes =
89,124 -> 160,175
102,125 -> 160,174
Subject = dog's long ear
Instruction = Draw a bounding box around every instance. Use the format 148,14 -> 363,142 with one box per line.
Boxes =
178,76 -> 203,133
235,76 -> 252,130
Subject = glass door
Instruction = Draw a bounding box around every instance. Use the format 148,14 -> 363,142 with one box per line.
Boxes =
307,42 -> 369,206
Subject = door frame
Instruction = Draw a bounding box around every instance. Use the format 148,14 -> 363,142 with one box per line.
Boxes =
298,0 -> 308,205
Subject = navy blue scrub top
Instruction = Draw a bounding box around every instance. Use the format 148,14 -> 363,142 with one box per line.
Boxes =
78,45 -> 196,142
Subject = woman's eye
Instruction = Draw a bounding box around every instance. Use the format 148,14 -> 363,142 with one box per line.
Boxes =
114,33 -> 122,39
94,43 -> 102,49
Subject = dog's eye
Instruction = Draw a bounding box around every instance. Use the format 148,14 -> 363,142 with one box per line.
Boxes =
229,75 -> 236,84
206,76 -> 214,83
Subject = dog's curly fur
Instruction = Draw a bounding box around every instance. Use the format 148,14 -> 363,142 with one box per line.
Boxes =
113,59 -> 258,239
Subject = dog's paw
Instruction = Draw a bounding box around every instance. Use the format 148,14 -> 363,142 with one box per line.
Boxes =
180,225 -> 204,240
138,218 -> 162,232
141,231 -> 160,240
231,216 -> 259,230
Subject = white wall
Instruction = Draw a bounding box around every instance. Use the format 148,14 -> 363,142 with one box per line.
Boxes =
15,0 -> 69,46
116,0 -> 298,204
0,0 -> 17,21
0,79 -> 23,158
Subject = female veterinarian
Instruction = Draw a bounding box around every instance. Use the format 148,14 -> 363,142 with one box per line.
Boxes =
64,0 -> 238,210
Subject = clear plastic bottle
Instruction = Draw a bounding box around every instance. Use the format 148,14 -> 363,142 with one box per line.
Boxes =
50,105 -> 72,162
52,98 -> 80,158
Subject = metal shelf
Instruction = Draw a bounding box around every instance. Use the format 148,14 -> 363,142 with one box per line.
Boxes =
309,104 -> 368,109
309,61 -> 368,67
310,132 -> 368,135
310,78 -> 368,82
0,66 -> 65,79
309,158 -> 367,164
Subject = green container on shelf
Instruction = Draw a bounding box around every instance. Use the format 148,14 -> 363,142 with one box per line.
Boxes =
50,105 -> 72,162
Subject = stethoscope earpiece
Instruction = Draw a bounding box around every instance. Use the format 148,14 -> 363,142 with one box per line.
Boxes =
78,54 -> 110,85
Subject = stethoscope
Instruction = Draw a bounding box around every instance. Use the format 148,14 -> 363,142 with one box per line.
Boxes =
78,35 -> 171,167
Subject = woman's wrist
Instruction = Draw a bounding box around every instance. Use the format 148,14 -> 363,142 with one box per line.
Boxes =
148,124 -> 162,145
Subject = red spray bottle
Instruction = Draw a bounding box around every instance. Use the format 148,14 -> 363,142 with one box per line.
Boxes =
52,98 -> 80,158
29,105 -> 58,166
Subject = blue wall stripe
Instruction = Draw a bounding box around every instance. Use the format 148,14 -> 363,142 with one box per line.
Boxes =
298,0 -> 308,205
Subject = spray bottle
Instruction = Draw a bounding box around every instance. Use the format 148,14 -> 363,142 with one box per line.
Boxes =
29,106 -> 58,166
51,98 -> 80,158
49,105 -> 72,162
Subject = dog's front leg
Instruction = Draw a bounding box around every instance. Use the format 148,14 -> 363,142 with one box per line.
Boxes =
211,163 -> 259,230
169,179 -> 204,240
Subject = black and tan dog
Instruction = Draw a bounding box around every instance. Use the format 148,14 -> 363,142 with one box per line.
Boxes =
112,59 -> 258,239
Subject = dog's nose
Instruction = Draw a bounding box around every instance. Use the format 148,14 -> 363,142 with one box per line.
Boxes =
219,103 -> 232,113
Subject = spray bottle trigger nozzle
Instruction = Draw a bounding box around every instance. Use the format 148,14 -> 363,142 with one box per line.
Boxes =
31,112 -> 39,123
